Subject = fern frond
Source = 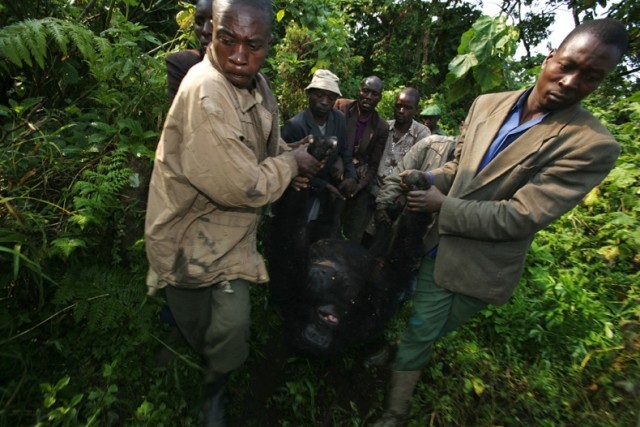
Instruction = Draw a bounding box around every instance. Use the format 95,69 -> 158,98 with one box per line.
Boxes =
94,37 -> 112,59
0,26 -> 31,67
63,19 -> 97,64
70,148 -> 133,228
22,20 -> 48,69
49,237 -> 87,259
0,17 -> 103,73
0,30 -> 25,68
44,19 -> 69,56
53,267 -> 146,335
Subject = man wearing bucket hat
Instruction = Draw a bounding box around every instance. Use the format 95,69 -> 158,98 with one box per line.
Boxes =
282,69 -> 358,241
420,105 -> 446,136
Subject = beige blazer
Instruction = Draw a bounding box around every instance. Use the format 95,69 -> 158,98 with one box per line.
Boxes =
427,89 -> 620,305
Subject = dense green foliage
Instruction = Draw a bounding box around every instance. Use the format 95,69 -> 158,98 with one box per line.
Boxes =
1,0 -> 638,425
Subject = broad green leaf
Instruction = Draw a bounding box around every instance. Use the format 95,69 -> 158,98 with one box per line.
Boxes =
476,64 -> 502,91
472,377 -> 486,395
606,164 -> 640,188
448,53 -> 478,78
446,77 -> 471,103
457,27 -> 474,54
468,34 -> 493,58
472,15 -> 495,34
582,187 -> 601,206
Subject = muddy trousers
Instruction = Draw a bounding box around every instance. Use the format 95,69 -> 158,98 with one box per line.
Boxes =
166,280 -> 251,384
393,257 -> 488,371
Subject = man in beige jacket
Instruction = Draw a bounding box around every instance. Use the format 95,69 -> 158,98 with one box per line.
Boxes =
145,0 -> 319,424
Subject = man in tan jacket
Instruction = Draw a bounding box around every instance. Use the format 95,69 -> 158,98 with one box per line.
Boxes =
145,0 -> 319,424
374,18 -> 628,426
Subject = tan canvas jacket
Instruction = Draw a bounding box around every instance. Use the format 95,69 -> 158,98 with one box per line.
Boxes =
145,54 -> 297,288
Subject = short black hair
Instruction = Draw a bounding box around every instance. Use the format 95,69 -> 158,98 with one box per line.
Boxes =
214,0 -> 274,27
362,75 -> 383,89
558,18 -> 628,63
399,87 -> 420,107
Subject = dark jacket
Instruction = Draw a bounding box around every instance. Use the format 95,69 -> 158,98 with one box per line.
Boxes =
166,49 -> 204,105
281,108 -> 357,192
334,98 -> 389,188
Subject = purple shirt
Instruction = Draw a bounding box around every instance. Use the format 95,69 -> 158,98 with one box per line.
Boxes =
354,114 -> 370,149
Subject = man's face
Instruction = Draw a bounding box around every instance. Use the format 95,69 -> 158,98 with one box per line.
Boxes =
532,33 -> 620,111
307,89 -> 338,119
212,3 -> 272,89
394,92 -> 418,125
357,79 -> 382,114
194,0 -> 213,50
423,115 -> 439,132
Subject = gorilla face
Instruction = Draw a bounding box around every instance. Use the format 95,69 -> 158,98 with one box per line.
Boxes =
307,261 -> 355,327
283,239 -> 375,357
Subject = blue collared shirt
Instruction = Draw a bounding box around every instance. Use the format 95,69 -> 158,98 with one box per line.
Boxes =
476,89 -> 548,173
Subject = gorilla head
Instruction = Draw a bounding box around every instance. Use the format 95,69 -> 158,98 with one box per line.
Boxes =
266,169 -> 431,357
285,239 -> 374,355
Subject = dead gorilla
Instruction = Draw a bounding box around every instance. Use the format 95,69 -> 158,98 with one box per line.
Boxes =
265,147 -> 431,357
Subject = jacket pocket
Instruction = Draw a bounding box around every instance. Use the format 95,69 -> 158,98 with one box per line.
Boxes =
494,164 -> 539,199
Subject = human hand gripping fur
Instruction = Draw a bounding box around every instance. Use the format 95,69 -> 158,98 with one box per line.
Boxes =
290,135 -> 314,191
399,169 -> 443,213
291,135 -> 338,190
339,177 -> 358,198
292,146 -> 322,178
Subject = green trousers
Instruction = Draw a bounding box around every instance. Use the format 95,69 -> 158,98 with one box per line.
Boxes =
393,256 -> 488,371
166,280 -> 251,384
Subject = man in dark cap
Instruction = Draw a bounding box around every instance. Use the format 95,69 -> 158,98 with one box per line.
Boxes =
420,105 -> 445,136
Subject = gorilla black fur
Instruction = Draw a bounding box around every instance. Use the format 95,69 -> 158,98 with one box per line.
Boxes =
265,163 -> 432,358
